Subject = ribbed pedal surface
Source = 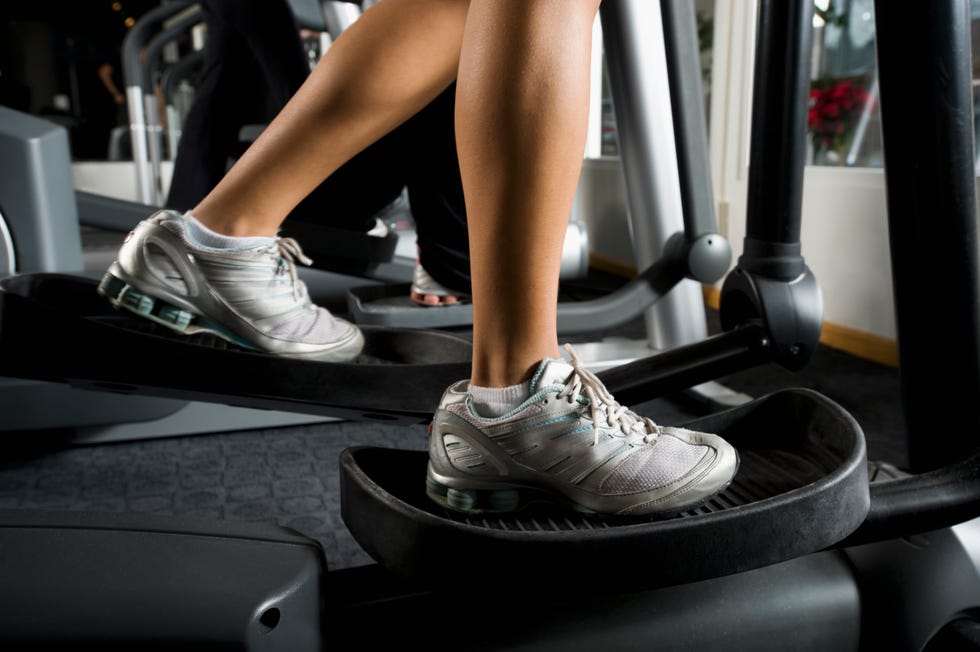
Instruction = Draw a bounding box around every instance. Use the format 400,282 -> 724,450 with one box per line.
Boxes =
358,446 -> 839,534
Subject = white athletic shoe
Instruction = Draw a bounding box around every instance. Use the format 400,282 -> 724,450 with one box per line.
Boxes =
426,344 -> 739,516
98,210 -> 364,361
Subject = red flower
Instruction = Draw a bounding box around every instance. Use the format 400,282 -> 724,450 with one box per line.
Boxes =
808,78 -> 875,157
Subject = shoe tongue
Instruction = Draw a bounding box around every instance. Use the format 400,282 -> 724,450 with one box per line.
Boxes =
528,358 -> 575,393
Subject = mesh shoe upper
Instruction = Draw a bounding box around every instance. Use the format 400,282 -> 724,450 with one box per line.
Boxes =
103,210 -> 363,360
427,344 -> 738,516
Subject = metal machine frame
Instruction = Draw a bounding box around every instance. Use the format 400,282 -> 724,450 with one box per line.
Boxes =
0,0 -> 978,649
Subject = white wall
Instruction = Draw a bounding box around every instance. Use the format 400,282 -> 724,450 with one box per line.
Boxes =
72,160 -> 173,203
799,168 -> 894,338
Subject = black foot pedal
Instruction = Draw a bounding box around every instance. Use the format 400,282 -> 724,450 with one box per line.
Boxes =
348,283 -> 474,329
0,273 -> 472,424
340,388 -> 869,592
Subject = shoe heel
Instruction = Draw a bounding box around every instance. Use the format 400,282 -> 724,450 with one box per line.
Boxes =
96,273 -> 124,301
118,285 -> 155,316
426,475 -> 520,513
98,272 -> 195,333
98,273 -> 155,316
158,305 -> 192,330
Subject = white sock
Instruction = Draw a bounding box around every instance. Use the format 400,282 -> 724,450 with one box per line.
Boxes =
469,381 -> 530,418
183,213 -> 275,250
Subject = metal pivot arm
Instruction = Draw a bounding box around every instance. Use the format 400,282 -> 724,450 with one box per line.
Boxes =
556,231 -> 730,335
597,322 -> 772,407
556,5 -> 738,346
659,0 -> 724,241
719,0 -> 823,372
600,0 -> 729,350
600,0 -> 732,272
720,266 -> 823,372
664,230 -> 734,284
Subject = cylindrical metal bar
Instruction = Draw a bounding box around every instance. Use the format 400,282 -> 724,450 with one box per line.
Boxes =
142,8 -> 203,205
874,0 -> 980,472
557,257 -> 686,335
598,324 -> 771,406
121,1 -> 195,205
659,0 -> 719,239
599,0 -> 710,350
162,50 -> 206,160
740,0 -> 814,279
841,453 -> 980,547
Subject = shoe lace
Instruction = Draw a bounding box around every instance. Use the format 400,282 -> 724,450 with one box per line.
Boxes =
557,344 -> 662,447
270,236 -> 313,302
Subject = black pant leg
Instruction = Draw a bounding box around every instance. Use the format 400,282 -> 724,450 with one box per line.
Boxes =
404,84 -> 471,295
216,0 -> 310,108
165,0 -> 309,211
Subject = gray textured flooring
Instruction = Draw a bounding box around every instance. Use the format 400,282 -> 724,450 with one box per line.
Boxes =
0,420 -> 429,570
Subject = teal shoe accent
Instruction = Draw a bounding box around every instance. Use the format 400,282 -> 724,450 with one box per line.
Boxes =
447,487 -> 478,511
158,305 -> 192,330
100,272 -> 260,351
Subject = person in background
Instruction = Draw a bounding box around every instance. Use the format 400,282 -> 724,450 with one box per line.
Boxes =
166,0 -> 470,304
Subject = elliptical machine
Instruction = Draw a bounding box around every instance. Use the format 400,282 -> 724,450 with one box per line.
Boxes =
0,0 -> 978,649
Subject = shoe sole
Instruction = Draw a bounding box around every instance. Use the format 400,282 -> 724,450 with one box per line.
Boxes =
425,452 -> 741,520
98,273 -> 260,349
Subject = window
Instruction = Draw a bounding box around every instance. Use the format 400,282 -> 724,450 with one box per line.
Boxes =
809,0 -> 880,167
809,0 -> 980,172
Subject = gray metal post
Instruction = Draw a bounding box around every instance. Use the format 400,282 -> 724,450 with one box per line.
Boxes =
122,1 -> 196,205
0,106 -> 83,273
320,1 -> 362,39
600,0 -> 710,351
142,8 -> 204,205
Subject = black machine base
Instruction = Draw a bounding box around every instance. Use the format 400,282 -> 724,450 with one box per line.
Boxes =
0,510 -> 325,649
340,387 -> 870,592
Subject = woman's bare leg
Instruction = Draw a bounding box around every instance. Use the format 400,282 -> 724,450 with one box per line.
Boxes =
431,1 -> 738,519
192,0 -> 470,236
456,0 -> 602,387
